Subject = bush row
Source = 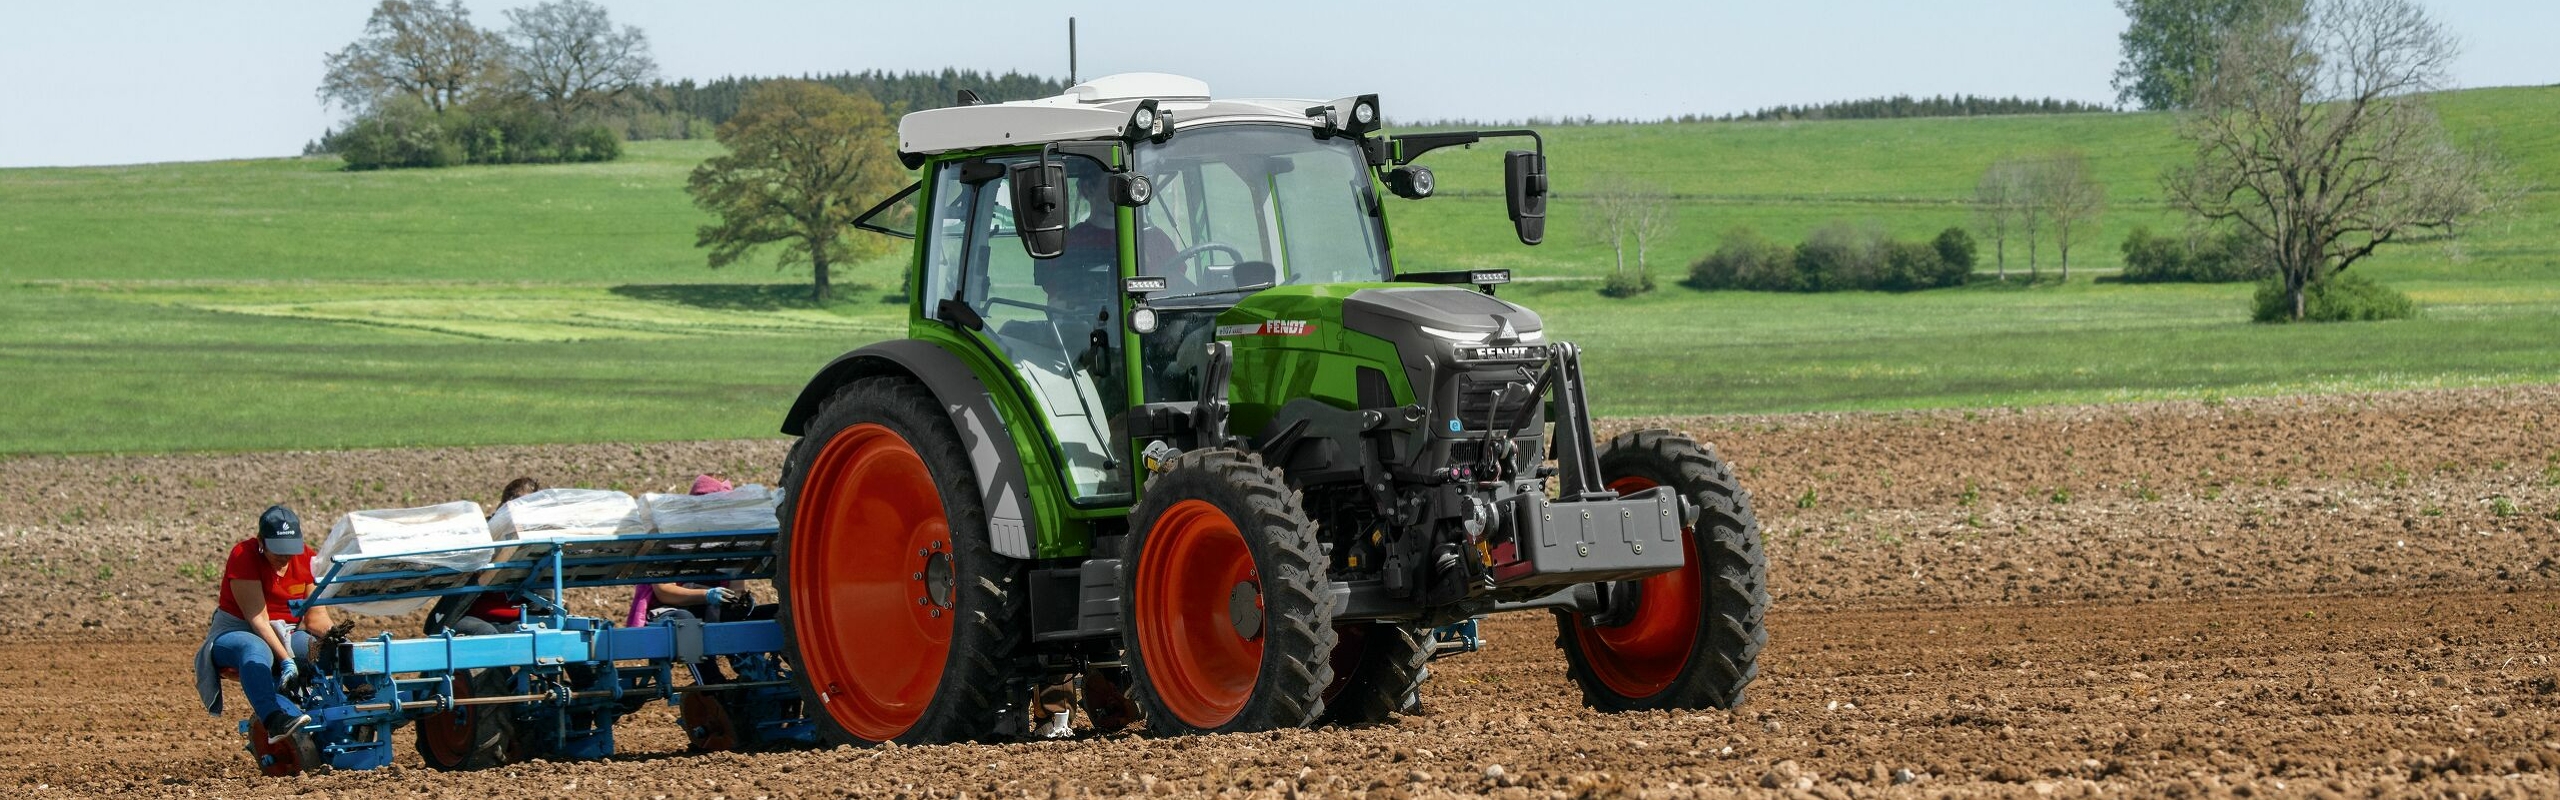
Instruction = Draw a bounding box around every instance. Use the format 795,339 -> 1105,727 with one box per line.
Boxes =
1686,224 -> 1978,293
328,98 -> 623,171
2113,226 -> 2266,283
2251,272 -> 2416,322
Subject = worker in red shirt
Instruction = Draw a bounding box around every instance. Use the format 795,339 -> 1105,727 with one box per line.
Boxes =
193,505 -> 336,743
425,477 -> 542,636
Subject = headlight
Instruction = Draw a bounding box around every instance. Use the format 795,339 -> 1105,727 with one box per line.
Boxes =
1418,325 -> 1489,344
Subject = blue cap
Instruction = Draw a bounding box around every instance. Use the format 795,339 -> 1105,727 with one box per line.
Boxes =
258,505 -> 305,555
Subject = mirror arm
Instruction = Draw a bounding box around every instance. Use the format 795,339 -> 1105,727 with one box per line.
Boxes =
1385,129 -> 1544,166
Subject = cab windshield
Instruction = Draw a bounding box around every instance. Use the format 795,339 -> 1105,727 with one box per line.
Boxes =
1133,124 -> 1390,305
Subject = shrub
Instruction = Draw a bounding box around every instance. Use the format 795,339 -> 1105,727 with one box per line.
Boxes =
330,100 -> 626,170
1932,227 -> 1977,283
1686,227 -> 1794,291
1687,222 -> 1976,293
2117,226 -> 2265,283
1600,270 -> 1656,298
1879,240 -> 1947,292
336,97 -> 457,170
1794,221 -> 1889,292
569,125 -> 624,162
2251,272 -> 2417,322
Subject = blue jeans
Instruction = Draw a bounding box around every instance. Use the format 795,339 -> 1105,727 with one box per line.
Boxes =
211,629 -> 312,720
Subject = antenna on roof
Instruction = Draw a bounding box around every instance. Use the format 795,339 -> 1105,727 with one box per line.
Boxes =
1067,17 -> 1078,84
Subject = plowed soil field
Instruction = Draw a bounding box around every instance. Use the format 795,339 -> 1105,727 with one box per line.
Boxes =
4,387 -> 2557,798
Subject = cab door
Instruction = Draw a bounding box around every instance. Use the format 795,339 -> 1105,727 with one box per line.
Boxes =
920,154 -> 1132,504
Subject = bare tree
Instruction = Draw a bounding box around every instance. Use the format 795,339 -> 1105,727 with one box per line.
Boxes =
1629,186 -> 1677,281
2020,163 -> 2046,280
504,0 -> 659,124
1973,159 -> 2027,280
319,0 -> 509,115
2168,0 -> 2509,320
2037,151 -> 2109,281
1583,178 -> 1637,277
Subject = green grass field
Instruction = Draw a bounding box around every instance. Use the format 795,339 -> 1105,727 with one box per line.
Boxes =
2,86 -> 2554,454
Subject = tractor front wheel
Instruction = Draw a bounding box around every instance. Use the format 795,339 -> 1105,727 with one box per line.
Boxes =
776,376 -> 1026,746
1555,430 -> 1769,711
1121,450 -> 1337,735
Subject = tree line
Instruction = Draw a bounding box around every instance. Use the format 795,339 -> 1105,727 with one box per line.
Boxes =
310,1 -> 1062,169
1401,94 -> 2113,129
647,70 -> 1064,135
313,0 -> 654,168
1708,94 -> 2114,122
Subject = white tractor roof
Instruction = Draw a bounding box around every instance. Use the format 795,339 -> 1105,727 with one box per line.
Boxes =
897,73 -> 1326,157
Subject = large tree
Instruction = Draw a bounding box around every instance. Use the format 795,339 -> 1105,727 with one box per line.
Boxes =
319,0 -> 509,115
2112,0 -> 2303,110
2168,0 -> 2507,321
502,0 -> 658,124
687,82 -> 903,303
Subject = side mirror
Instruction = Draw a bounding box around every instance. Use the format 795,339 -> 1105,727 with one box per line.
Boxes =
1503,150 -> 1547,246
1008,160 -> 1067,259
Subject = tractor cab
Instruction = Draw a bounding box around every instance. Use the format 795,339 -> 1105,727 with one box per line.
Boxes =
866,73 -> 1547,505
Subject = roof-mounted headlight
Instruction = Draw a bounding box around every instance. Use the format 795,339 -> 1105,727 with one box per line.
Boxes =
1123,98 -> 1168,142
1347,94 -> 1381,135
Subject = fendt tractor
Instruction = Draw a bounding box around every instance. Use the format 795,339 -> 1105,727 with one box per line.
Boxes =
773,73 -> 1770,742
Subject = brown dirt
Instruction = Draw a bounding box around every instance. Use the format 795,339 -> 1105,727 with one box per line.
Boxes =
2,386 -> 2557,797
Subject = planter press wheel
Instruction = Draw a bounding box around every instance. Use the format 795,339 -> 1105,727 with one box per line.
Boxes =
245,717 -> 321,777
1555,430 -> 1769,711
415,669 -> 513,771
1317,621 -> 1433,725
776,376 -> 1025,746
681,691 -> 740,752
1120,449 -> 1336,736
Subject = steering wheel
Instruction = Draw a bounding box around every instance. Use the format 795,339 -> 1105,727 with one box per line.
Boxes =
1159,242 -> 1247,288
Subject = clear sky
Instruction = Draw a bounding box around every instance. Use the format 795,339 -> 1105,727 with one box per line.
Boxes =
1,1 -> 2552,168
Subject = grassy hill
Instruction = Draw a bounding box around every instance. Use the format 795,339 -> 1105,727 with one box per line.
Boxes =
2,86 -> 2555,453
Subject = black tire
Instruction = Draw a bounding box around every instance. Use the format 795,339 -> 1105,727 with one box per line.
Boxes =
1318,621 -> 1435,725
774,375 -> 1028,746
1555,429 -> 1769,711
1120,449 -> 1338,735
414,669 -> 514,771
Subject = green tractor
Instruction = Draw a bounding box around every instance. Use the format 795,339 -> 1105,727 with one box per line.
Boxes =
773,73 -> 1767,743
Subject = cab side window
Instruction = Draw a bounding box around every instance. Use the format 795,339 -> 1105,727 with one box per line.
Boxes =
922,155 -> 1130,502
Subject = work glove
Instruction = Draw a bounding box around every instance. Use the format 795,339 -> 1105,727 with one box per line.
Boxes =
703,587 -> 730,606
276,656 -> 300,686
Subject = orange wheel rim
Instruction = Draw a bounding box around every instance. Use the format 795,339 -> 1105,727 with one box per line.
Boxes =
1136,499 -> 1263,729
418,673 -> 477,764
791,423 -> 956,742
1572,475 -> 1701,698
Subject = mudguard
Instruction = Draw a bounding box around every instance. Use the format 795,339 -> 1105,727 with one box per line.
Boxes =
783,340 -> 1039,558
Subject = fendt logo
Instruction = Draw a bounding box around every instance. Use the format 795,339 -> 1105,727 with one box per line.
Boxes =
1458,344 -> 1546,362
1217,320 -> 1320,337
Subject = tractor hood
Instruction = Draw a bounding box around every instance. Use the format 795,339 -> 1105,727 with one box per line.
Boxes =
1341,285 -> 1544,343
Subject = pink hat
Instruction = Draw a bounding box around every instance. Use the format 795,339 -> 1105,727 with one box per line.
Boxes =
689,474 -> 734,496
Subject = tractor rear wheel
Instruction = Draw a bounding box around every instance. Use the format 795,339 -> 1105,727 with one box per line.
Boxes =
1120,449 -> 1337,735
1318,621 -> 1433,725
415,669 -> 513,771
1555,430 -> 1769,711
776,376 -> 1027,746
